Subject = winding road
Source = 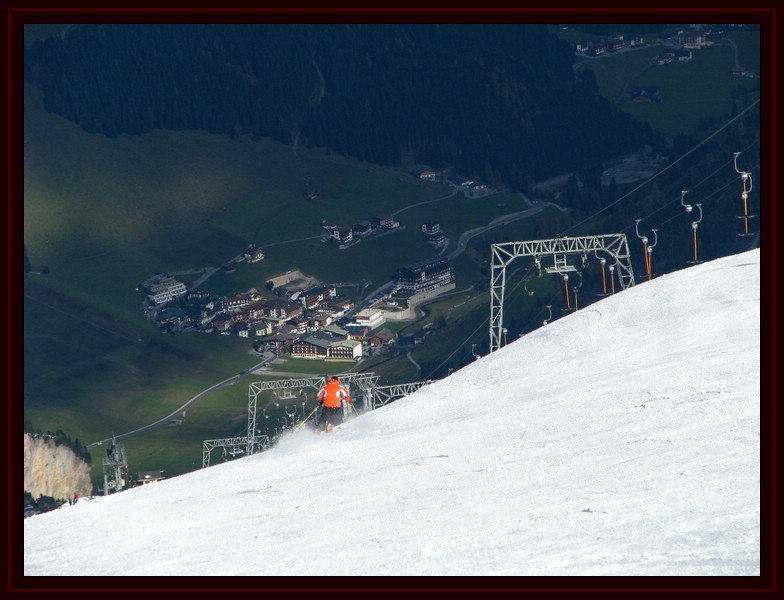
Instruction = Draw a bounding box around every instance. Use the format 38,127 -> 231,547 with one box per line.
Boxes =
89,187 -> 561,447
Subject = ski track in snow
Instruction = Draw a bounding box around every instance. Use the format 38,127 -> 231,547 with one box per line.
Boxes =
23,250 -> 761,577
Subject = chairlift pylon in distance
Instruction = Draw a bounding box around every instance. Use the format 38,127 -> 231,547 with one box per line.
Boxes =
733,152 -> 757,237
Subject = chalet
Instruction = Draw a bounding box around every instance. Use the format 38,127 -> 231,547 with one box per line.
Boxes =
396,256 -> 455,296
234,322 -> 251,338
332,226 -> 353,244
322,296 -> 353,317
679,31 -> 704,49
243,245 -> 265,263
299,286 -> 337,310
450,174 -> 474,187
286,317 -> 309,335
212,313 -> 233,332
344,324 -> 370,341
321,221 -> 339,236
158,307 -> 191,329
422,221 -> 440,235
606,34 -> 624,52
308,313 -> 332,330
256,333 -> 297,355
299,293 -> 321,311
371,214 -> 397,230
263,299 -> 303,322
226,291 -> 261,312
251,321 -> 273,337
590,42 -> 606,56
352,221 -> 373,238
279,321 -> 302,335
411,165 -> 437,181
675,49 -> 693,62
574,40 -> 590,54
429,232 -> 447,248
185,305 -> 216,327
369,328 -> 396,350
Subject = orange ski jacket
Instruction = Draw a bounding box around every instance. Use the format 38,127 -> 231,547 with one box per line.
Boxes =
317,380 -> 351,408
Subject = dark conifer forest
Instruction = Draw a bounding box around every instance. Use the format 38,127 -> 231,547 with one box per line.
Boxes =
24,24 -> 658,192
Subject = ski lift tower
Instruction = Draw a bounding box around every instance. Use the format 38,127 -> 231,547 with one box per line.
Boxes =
102,434 -> 128,495
489,234 -> 635,353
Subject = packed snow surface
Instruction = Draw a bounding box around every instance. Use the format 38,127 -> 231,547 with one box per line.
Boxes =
24,250 -> 760,576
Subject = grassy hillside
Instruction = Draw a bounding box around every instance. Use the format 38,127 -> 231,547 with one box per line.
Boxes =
23,25 -> 760,486
582,32 -> 760,136
22,82 -> 498,484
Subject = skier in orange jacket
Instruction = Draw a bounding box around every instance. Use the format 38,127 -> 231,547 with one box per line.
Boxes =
315,376 -> 351,432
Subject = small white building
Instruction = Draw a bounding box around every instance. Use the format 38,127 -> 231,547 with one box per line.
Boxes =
355,308 -> 384,329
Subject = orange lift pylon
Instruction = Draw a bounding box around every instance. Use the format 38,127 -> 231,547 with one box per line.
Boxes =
733,152 -> 755,236
635,219 -> 654,281
608,263 -> 616,295
572,272 -> 582,311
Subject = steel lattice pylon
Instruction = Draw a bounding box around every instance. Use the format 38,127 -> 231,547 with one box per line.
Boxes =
246,373 -> 380,454
490,234 -> 635,353
202,372 -> 436,467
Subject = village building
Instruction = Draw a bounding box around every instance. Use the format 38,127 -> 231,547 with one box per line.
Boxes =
291,329 -> 360,360
308,312 -> 333,330
344,324 -> 370,342
251,321 -> 273,337
428,232 -> 447,248
422,221 -> 440,235
141,274 -> 188,306
411,165 -> 437,181
211,313 -> 234,332
328,339 -> 363,360
396,256 -> 455,296
354,308 -> 385,329
243,245 -> 265,263
371,213 -> 398,231
262,298 -> 304,326
298,286 -> 337,310
135,470 -> 165,486
352,221 -> 373,238
226,291 -> 262,312
369,328 -> 396,352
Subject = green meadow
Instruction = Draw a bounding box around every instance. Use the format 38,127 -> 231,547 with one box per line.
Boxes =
582,32 -> 760,136
23,81 -> 494,484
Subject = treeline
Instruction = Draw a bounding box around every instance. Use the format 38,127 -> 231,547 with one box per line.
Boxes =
24,421 -> 93,465
24,24 -> 658,193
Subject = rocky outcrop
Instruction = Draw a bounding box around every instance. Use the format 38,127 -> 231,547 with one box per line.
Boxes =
24,434 -> 94,500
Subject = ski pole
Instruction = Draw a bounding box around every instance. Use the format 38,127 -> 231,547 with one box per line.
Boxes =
294,405 -> 319,433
